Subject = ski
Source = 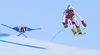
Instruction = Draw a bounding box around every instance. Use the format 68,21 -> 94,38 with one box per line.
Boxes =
74,32 -> 86,37
74,28 -> 86,37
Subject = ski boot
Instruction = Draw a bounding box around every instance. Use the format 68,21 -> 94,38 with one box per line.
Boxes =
71,28 -> 77,35
77,27 -> 82,34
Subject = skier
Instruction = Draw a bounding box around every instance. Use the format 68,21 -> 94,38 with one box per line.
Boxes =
62,5 -> 87,35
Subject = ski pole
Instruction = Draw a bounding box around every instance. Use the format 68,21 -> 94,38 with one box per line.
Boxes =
82,28 -> 86,37
49,28 -> 65,42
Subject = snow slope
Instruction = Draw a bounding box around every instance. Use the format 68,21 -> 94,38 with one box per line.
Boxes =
0,34 -> 100,55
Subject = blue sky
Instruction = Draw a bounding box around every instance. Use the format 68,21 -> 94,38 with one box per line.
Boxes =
0,0 -> 100,50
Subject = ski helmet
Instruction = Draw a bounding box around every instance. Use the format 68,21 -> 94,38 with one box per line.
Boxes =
67,5 -> 74,10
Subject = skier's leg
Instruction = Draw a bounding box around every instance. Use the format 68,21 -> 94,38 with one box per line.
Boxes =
68,19 -> 76,35
72,17 -> 82,34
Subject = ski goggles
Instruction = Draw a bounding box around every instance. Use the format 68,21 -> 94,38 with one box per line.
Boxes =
69,10 -> 74,12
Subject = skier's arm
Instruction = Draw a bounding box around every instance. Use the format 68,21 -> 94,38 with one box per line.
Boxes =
74,10 -> 87,27
62,14 -> 66,24
62,11 -> 68,28
74,10 -> 84,23
62,11 -> 67,24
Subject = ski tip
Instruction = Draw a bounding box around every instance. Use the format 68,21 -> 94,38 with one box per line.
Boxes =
84,33 -> 86,34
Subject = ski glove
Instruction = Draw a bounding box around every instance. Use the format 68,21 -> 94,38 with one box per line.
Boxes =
64,24 -> 68,28
82,22 -> 87,27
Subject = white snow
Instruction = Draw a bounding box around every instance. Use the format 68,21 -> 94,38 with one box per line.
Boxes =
0,36 -> 100,55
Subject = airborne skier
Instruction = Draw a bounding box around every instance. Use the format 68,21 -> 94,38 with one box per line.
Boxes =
62,5 -> 87,35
